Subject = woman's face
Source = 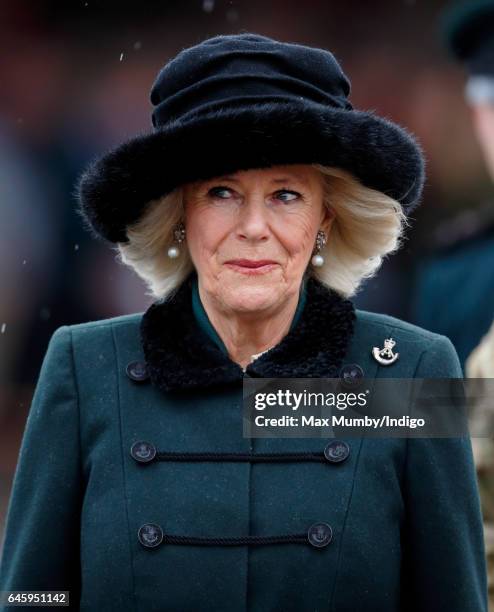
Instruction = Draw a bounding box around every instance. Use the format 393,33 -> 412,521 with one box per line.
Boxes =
183,164 -> 334,314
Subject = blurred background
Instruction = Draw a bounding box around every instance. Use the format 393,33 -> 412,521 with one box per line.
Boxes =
1,0 -> 492,544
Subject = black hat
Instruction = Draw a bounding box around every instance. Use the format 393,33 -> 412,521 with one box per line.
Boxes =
75,33 -> 426,245
442,1 -> 494,105
442,0 -> 494,76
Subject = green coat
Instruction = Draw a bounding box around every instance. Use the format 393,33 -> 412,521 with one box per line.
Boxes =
0,273 -> 487,611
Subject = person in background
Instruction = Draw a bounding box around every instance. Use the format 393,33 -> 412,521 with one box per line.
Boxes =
466,333 -> 494,610
411,0 -> 494,371
411,2 -> 494,608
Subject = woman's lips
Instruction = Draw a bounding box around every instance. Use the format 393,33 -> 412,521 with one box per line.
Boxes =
226,259 -> 276,268
225,260 -> 278,274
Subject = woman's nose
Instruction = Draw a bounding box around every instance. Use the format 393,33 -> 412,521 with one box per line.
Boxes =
236,194 -> 270,240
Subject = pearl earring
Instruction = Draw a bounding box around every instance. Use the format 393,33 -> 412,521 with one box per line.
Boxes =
167,222 -> 186,259
311,229 -> 327,267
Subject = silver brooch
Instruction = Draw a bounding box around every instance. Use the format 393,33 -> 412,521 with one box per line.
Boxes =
372,337 -> 399,365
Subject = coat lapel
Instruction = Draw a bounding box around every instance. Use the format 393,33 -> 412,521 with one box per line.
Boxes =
140,272 -> 356,392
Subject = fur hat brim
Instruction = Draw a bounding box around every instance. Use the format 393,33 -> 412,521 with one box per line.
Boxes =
74,100 -> 426,244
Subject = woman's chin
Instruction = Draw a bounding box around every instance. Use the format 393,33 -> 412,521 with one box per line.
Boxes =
216,265 -> 289,311
220,285 -> 283,314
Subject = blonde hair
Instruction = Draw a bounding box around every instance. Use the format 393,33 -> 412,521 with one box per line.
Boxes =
115,164 -> 409,300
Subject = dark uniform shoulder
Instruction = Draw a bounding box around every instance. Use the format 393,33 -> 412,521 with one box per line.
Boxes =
425,202 -> 494,255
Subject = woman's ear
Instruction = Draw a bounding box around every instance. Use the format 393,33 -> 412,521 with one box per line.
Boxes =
320,206 -> 335,235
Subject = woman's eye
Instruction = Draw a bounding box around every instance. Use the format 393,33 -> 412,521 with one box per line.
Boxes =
208,186 -> 232,199
206,186 -> 300,202
275,190 -> 300,202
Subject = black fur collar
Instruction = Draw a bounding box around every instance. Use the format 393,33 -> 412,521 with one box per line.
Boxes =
140,273 -> 356,392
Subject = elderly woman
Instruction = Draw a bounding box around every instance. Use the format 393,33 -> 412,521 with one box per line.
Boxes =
0,33 -> 488,612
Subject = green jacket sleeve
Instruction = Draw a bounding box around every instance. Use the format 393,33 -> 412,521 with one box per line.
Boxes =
400,335 -> 488,611
0,326 -> 82,610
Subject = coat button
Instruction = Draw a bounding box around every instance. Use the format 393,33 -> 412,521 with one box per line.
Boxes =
130,441 -> 156,463
126,360 -> 150,382
324,440 -> 350,463
307,522 -> 332,548
138,523 -> 163,548
339,363 -> 364,388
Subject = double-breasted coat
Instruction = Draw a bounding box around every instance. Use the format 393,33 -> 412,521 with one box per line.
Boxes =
0,271 -> 488,611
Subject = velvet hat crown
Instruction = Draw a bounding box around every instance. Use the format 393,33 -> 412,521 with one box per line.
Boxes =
75,32 -> 426,245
